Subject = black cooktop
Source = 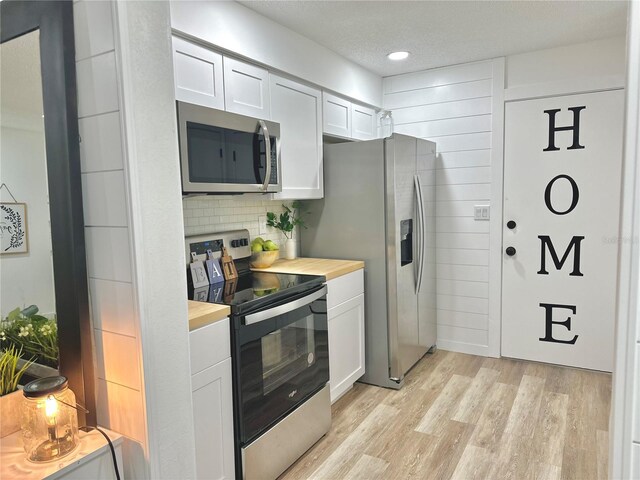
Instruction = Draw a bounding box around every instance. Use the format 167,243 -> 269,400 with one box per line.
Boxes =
188,270 -> 325,316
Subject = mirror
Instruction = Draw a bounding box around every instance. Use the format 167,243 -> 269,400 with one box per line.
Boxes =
1,30 -> 59,377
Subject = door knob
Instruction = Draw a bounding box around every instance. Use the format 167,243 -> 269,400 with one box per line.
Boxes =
506,246 -> 516,256
507,220 -> 516,229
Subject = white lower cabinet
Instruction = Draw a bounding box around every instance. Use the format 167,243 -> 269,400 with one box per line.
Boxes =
326,270 -> 365,403
190,320 -> 235,480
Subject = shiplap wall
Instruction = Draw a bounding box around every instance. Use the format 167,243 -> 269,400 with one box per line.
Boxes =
383,60 -> 497,355
73,1 -> 147,477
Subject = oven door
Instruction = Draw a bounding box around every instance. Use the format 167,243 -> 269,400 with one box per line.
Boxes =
234,285 -> 328,445
177,101 -> 280,194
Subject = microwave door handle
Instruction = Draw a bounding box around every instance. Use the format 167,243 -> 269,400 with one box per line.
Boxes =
244,285 -> 327,325
259,120 -> 271,192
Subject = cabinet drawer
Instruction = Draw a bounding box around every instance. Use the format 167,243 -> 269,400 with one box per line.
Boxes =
326,269 -> 364,310
189,318 -> 230,374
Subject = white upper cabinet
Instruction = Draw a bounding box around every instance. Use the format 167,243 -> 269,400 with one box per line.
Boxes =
172,36 -> 224,110
351,104 -> 377,140
323,92 -> 377,140
270,75 -> 323,199
223,57 -> 271,119
323,92 -> 351,138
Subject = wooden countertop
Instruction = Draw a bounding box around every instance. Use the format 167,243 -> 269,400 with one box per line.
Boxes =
251,258 -> 364,281
188,300 -> 230,331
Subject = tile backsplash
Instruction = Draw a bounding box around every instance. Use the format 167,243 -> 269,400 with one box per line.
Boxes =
182,196 -> 299,247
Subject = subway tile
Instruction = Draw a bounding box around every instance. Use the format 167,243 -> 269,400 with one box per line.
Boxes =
89,278 -> 136,337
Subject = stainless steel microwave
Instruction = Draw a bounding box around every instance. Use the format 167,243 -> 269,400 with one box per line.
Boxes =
177,101 -> 281,194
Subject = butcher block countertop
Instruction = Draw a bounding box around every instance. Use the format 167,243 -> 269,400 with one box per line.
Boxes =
252,257 -> 364,281
188,300 -> 230,331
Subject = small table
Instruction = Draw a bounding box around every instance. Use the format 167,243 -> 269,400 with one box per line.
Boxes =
1,428 -> 123,480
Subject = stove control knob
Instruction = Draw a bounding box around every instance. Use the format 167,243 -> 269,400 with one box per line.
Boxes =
241,238 -> 248,246
231,240 -> 239,248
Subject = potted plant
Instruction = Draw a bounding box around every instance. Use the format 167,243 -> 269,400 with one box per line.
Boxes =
266,201 -> 308,260
1,306 -> 58,370
0,345 -> 32,437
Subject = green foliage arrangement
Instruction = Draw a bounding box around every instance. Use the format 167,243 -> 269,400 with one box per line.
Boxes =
266,201 -> 308,240
1,306 -> 58,368
0,345 -> 33,396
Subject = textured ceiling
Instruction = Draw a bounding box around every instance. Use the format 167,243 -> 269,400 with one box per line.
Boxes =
1,30 -> 44,119
240,0 -> 628,77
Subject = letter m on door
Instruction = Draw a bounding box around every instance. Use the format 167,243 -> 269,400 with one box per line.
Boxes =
537,235 -> 585,277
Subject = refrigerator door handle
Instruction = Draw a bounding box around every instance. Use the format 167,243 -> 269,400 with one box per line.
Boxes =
413,175 -> 422,294
416,175 -> 426,294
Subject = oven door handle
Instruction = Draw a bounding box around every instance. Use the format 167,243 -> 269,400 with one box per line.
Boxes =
244,285 -> 327,325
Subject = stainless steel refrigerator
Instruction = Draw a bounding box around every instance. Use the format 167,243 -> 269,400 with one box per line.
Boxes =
301,133 -> 436,389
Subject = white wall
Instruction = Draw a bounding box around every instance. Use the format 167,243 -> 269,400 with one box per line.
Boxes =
383,60 -> 502,356
611,4 -> 640,479
383,36 -> 627,358
170,0 -> 382,107
0,124 -> 55,318
73,1 -> 148,477
506,36 -> 626,89
505,36 -> 626,101
113,1 -> 197,478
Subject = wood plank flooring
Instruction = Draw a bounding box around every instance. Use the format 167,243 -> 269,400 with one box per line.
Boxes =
279,350 -> 611,480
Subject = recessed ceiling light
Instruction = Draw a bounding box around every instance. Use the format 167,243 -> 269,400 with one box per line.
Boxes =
387,51 -> 409,61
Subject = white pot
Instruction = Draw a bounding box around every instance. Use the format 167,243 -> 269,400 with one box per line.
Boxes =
284,238 -> 297,260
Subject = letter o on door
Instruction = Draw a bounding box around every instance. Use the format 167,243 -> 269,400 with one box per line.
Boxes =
544,174 -> 579,215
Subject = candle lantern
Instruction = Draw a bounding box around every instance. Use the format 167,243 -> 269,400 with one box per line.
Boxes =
21,376 -> 79,462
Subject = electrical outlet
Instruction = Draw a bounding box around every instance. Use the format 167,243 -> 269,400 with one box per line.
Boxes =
258,215 -> 267,235
474,205 -> 490,221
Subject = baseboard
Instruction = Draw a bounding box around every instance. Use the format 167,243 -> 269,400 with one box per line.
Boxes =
437,339 -> 496,357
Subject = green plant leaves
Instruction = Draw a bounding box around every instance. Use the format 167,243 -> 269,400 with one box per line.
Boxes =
264,203 -> 309,240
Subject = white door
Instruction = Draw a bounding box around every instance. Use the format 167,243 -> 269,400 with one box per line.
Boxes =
502,90 -> 624,372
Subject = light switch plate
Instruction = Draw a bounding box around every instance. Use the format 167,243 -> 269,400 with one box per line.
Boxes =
258,215 -> 267,235
474,205 -> 490,221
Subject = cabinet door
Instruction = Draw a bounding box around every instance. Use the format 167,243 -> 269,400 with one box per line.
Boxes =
351,103 -> 377,140
270,75 -> 323,199
322,92 -> 351,138
172,36 -> 224,109
327,293 -> 365,403
191,358 -> 235,480
223,57 -> 271,119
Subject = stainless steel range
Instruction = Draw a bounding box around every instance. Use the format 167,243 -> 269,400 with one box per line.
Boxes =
186,230 -> 331,480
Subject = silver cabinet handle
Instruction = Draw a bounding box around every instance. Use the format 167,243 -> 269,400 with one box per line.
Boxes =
244,285 -> 327,325
416,175 -> 426,294
259,120 -> 271,192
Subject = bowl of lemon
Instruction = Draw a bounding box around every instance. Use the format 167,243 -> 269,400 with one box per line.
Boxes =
249,237 -> 279,268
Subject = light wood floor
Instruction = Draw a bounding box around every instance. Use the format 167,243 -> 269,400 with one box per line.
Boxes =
279,350 -> 611,480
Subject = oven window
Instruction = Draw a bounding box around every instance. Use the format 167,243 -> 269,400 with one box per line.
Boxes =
186,122 -> 277,185
261,315 -> 315,395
